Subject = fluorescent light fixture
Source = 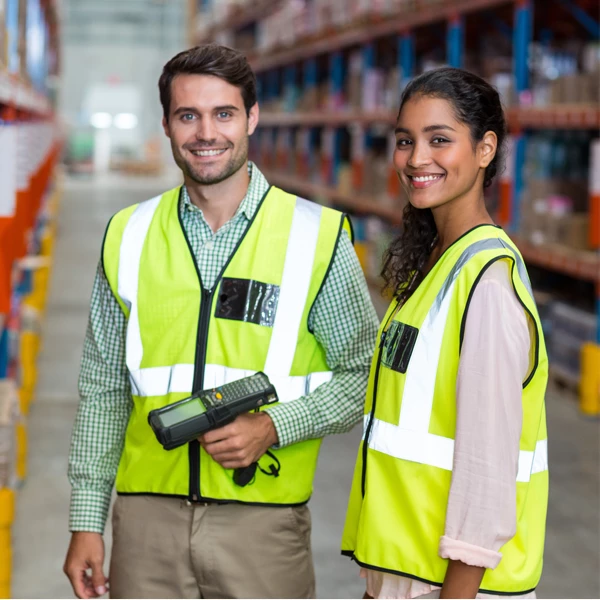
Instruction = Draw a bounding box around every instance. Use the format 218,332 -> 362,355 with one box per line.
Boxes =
114,113 -> 138,130
90,112 -> 112,129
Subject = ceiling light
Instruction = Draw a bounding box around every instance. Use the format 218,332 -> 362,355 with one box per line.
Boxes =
90,112 -> 112,129
114,113 -> 138,130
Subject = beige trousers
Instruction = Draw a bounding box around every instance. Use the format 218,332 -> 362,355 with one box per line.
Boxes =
109,495 -> 315,599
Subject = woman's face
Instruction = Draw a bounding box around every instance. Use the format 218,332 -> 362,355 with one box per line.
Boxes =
393,95 -> 493,211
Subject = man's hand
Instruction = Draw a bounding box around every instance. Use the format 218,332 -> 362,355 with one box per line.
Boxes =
63,532 -> 108,599
199,412 -> 278,469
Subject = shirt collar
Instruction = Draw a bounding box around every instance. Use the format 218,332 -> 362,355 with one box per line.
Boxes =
181,161 -> 270,221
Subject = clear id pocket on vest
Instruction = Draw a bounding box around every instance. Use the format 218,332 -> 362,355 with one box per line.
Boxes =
381,321 -> 419,374
215,278 -> 280,327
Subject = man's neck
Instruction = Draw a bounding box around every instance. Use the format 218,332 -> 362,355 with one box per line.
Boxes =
185,162 -> 250,233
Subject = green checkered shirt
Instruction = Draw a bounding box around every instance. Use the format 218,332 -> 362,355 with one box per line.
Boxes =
68,162 -> 379,533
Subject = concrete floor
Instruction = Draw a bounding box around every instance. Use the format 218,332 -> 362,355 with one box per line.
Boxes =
11,173 -> 600,599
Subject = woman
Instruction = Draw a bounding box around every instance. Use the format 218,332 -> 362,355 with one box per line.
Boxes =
342,68 -> 548,599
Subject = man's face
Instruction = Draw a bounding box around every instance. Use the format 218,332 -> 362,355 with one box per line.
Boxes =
163,74 -> 259,185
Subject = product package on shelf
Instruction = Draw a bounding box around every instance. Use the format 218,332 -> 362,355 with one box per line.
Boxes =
350,125 -> 367,192
320,127 -> 335,186
346,51 -> 363,111
519,131 -> 593,250
337,162 -> 353,197
275,127 -> 293,173
295,128 -> 312,180
530,41 -> 600,107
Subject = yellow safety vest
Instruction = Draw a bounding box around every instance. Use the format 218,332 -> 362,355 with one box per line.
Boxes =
342,225 -> 548,595
103,185 -> 351,504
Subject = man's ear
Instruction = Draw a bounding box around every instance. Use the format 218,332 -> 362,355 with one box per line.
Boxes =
162,116 -> 170,138
247,103 -> 259,136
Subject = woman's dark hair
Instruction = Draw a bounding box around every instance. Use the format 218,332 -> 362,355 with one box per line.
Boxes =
159,44 -> 257,121
381,67 -> 507,300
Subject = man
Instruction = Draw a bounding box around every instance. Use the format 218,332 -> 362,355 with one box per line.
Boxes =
63,44 -> 379,599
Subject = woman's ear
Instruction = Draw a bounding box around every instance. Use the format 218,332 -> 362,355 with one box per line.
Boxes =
479,131 -> 498,168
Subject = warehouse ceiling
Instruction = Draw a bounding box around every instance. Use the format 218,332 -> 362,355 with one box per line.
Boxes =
62,0 -> 185,45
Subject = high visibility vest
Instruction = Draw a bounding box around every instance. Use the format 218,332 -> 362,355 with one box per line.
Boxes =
103,185 -> 351,504
342,225 -> 549,595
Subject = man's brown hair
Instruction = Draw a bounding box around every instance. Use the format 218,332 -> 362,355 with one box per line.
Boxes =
159,44 -> 257,121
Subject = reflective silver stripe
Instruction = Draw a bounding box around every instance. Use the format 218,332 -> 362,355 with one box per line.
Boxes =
129,363 -> 332,402
363,416 -> 548,483
129,364 -> 194,397
517,439 -> 548,482
497,238 -> 534,301
263,197 -> 323,378
365,236 -> 548,482
118,195 -> 162,372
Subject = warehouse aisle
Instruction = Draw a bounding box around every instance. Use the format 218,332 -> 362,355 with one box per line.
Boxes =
11,174 -> 600,599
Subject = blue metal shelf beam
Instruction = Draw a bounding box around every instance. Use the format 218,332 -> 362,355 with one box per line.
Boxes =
447,16 -> 464,68
330,51 -> 344,105
399,33 -> 415,90
554,0 -> 600,38
514,0 -> 533,98
511,0 -> 533,233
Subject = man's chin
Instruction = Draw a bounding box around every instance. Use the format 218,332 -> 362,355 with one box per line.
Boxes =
186,165 -> 229,186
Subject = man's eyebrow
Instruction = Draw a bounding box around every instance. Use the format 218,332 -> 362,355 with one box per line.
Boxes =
172,105 -> 241,115
214,105 -> 240,112
173,106 -> 199,115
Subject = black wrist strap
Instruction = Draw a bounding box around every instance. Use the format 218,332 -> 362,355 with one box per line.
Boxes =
233,450 -> 281,487
257,450 -> 281,478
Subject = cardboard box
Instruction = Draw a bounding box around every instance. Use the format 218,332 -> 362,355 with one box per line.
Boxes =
561,213 -> 590,250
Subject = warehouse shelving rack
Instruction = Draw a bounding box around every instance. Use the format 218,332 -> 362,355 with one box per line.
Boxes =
0,0 -> 60,336
191,0 -> 600,358
0,0 -> 60,594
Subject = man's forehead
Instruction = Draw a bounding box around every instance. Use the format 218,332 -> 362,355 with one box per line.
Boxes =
171,74 -> 243,104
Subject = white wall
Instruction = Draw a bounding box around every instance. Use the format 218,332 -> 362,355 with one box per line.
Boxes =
58,0 -> 187,165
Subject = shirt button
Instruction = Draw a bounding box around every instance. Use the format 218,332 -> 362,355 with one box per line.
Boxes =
205,241 -> 214,250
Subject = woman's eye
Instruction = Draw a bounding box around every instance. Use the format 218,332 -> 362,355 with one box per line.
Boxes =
432,137 -> 450,144
396,138 -> 411,148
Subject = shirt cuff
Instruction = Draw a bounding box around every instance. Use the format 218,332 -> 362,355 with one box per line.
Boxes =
69,488 -> 112,534
439,535 -> 502,570
266,399 -> 313,448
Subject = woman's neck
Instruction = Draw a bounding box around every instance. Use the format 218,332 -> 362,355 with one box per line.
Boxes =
432,193 -> 495,255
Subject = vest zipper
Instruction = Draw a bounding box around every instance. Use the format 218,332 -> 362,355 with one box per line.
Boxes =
361,330 -> 386,497
177,184 -> 271,502
188,286 -> 214,502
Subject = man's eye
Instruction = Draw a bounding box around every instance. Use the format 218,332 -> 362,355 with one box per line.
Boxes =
181,114 -> 195,121
218,112 -> 232,119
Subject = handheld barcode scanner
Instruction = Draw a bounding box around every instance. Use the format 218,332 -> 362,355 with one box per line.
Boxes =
148,372 -> 280,486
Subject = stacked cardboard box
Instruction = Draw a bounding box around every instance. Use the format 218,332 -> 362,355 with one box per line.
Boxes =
520,179 -> 591,250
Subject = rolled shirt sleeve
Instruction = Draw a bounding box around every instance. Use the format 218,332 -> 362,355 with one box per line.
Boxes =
439,260 -> 531,569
